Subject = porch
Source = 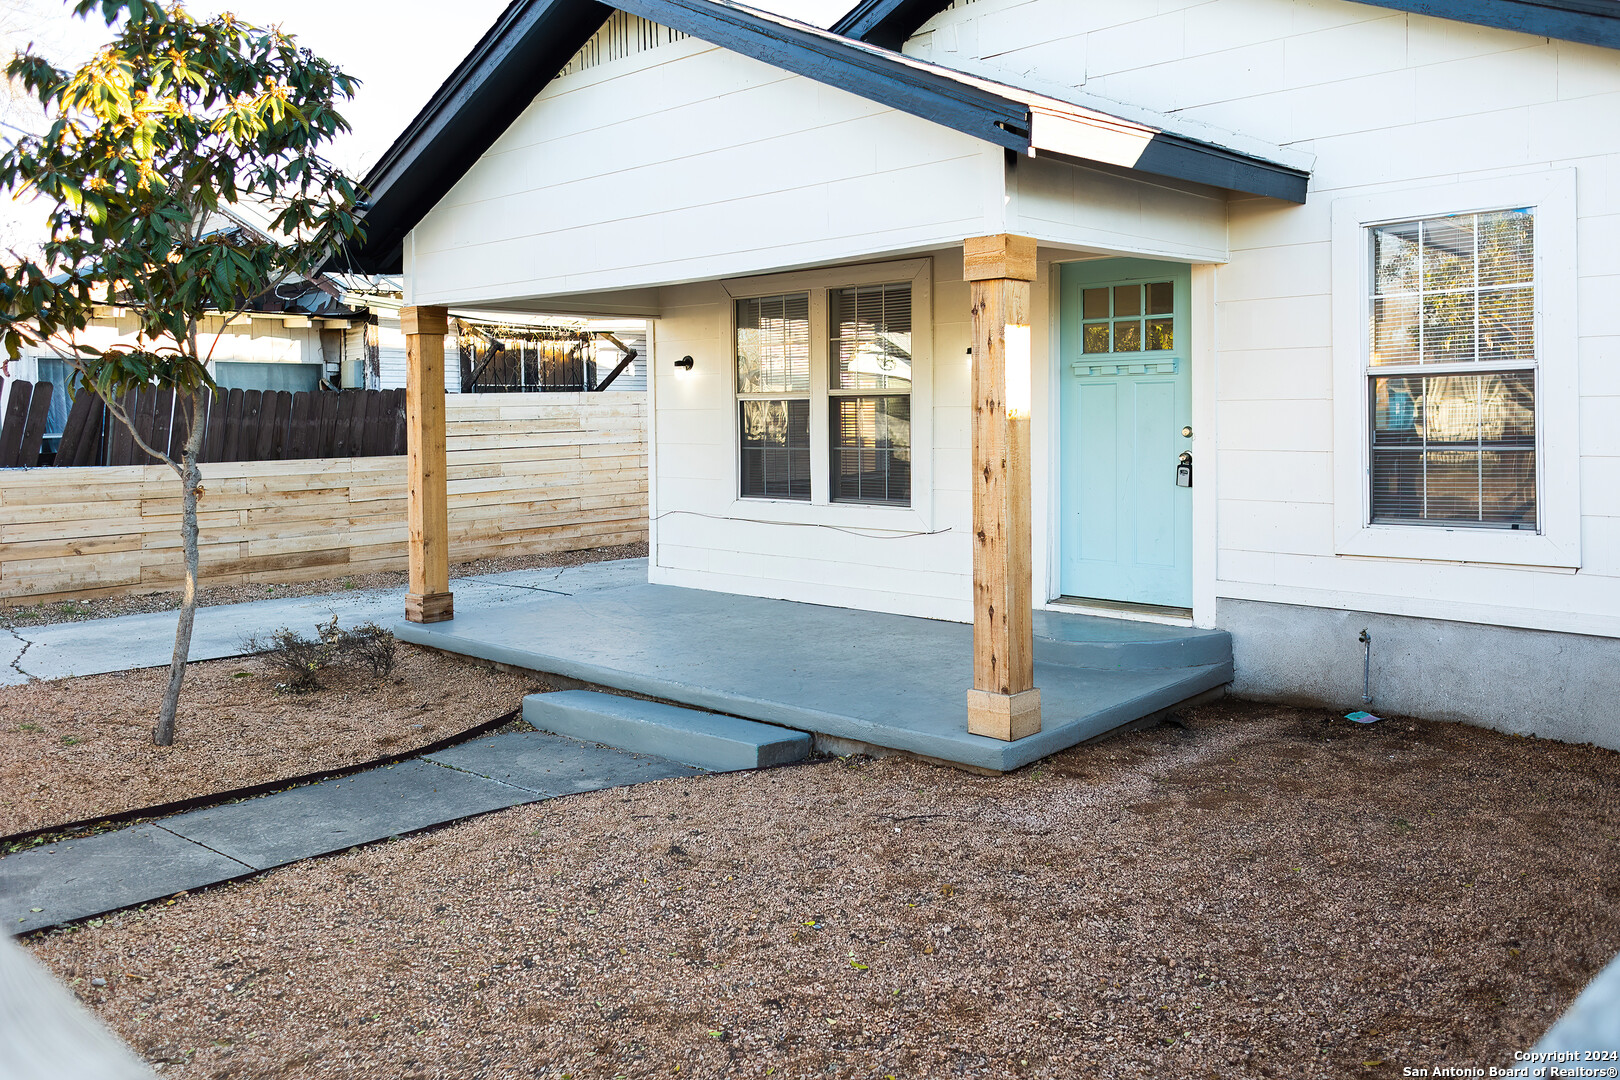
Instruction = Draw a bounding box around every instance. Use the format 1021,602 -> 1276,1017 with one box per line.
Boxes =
395,559 -> 1231,773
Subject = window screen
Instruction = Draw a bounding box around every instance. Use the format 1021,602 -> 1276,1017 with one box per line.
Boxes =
736,293 -> 810,500
214,361 -> 323,395
34,357 -> 74,440
1366,209 -> 1537,529
829,283 -> 911,506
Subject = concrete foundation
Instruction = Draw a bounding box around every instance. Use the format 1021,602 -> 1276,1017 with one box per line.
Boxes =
1218,599 -> 1620,750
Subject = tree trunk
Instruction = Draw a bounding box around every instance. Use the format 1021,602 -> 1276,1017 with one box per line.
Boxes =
153,390 -> 207,747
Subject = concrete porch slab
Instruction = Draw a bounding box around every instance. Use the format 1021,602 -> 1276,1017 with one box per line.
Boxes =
395,577 -> 1232,773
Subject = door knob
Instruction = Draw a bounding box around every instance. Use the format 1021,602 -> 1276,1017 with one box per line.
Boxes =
1181,426 -> 1193,438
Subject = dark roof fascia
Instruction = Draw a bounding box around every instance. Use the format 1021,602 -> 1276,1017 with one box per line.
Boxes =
831,0 -> 1620,51
827,0 -> 947,49
1365,0 -> 1620,49
1124,132 -> 1306,204
339,0 -> 614,274
829,0 -> 946,47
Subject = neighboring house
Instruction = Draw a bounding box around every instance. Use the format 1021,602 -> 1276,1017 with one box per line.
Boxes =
0,282 -> 369,458
348,285 -> 648,395
0,286 -> 647,461
340,0 -> 1620,748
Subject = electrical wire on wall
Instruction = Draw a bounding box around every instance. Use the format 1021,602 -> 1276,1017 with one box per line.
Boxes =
650,509 -> 951,540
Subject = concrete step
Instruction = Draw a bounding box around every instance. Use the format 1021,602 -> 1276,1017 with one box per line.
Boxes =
522,690 -> 813,772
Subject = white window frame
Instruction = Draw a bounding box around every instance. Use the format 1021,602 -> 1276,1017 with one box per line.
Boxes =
722,258 -> 933,532
1331,170 -> 1579,569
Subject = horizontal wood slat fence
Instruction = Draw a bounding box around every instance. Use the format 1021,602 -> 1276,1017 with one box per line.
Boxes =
48,386 -> 407,467
0,393 -> 646,606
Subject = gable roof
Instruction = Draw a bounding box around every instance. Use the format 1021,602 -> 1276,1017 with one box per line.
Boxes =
338,0 -> 1307,275
831,0 -> 1620,54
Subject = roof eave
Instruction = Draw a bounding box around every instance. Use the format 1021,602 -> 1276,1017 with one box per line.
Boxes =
832,0 -> 1620,52
341,0 -> 1309,273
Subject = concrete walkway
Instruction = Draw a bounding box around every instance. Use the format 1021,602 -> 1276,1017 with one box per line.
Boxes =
1,728 -> 701,934
0,559 -> 649,685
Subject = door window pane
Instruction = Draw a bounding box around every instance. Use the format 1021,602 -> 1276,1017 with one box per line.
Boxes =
1146,318 -> 1173,351
1076,279 -> 1176,353
1113,284 -> 1142,317
1112,321 -> 1141,352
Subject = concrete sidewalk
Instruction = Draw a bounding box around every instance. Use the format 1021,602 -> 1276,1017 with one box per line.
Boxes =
0,558 -> 649,685
1,727 -> 701,933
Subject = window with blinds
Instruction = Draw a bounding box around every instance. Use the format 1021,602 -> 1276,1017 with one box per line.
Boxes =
736,293 -> 811,500
829,283 -> 912,505
1366,209 -> 1537,529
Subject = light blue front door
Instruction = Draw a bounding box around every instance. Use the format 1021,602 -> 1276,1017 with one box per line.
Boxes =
1058,259 -> 1193,608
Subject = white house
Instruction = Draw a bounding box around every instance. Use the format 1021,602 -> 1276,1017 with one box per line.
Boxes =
346,0 -> 1620,749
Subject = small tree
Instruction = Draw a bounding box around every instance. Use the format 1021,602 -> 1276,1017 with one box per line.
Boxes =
0,0 -> 363,745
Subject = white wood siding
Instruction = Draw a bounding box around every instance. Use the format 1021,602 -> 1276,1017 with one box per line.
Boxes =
647,246 -> 1061,622
910,0 -> 1620,638
407,36 -> 999,307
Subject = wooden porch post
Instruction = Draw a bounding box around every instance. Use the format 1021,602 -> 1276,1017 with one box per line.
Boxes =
964,234 -> 1041,741
403,304 -> 454,623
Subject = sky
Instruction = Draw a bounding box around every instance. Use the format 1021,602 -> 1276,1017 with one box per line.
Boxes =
0,0 -> 851,251
4,0 -> 854,176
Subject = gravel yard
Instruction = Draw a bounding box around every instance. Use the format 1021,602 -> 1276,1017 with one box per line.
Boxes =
0,645 -> 548,838
0,542 -> 648,628
24,700 -> 1620,1079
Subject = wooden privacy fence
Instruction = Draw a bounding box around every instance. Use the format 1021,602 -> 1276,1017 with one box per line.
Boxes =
0,380 -> 56,468
48,386 -> 407,467
0,393 -> 646,604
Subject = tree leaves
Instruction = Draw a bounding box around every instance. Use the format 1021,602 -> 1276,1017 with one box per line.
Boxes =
0,0 -> 366,401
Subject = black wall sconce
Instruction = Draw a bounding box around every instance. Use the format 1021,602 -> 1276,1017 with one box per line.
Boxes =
674,355 -> 695,371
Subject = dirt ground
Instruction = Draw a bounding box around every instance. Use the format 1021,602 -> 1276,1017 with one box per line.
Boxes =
0,645 -> 548,838
0,542 -> 648,628
25,700 -> 1620,1079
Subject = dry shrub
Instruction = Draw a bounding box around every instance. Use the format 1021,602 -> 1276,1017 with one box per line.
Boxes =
242,617 -> 397,691
330,620 -> 398,677
242,626 -> 332,692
